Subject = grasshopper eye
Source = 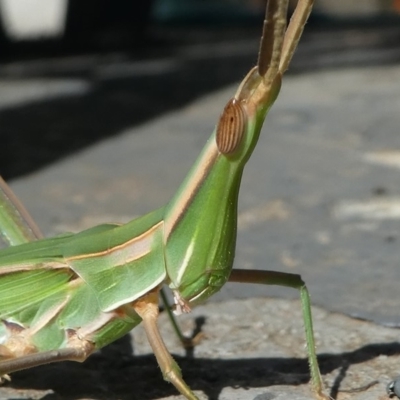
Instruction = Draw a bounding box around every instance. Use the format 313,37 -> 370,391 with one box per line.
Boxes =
216,98 -> 246,154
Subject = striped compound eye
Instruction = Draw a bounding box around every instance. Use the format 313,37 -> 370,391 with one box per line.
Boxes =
216,99 -> 246,155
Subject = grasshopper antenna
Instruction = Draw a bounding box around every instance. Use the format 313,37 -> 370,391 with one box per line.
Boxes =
257,0 -> 314,80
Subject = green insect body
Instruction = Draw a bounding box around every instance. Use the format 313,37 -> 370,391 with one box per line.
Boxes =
0,69 -> 274,356
0,1 -> 329,399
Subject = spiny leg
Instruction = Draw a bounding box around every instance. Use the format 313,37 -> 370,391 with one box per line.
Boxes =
133,291 -> 199,400
229,269 -> 330,400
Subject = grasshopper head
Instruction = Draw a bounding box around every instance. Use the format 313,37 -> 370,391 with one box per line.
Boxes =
215,0 -> 313,164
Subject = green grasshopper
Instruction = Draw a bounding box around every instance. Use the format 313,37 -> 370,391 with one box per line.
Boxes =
0,1 -> 329,399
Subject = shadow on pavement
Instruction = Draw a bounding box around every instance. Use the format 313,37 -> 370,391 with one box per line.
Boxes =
4,332 -> 400,400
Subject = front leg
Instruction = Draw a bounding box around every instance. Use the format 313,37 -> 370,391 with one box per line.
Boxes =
229,269 -> 330,400
133,290 -> 200,400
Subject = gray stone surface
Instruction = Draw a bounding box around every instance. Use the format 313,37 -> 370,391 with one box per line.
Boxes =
0,299 -> 399,399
